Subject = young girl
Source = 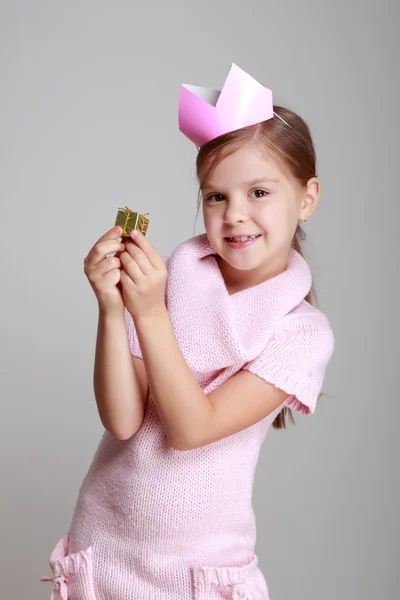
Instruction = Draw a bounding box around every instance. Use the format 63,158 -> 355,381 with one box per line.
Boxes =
41,64 -> 334,600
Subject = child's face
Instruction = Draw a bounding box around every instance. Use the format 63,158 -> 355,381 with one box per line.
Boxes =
201,142 -> 319,286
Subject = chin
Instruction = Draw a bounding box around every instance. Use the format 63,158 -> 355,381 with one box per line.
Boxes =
221,254 -> 264,272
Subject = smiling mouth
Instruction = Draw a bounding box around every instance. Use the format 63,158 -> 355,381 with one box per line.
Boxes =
225,234 -> 261,242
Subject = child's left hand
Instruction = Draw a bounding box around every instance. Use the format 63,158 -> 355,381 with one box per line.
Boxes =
120,230 -> 168,322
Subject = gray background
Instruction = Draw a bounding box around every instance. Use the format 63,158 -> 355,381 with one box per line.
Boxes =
0,1 -> 398,599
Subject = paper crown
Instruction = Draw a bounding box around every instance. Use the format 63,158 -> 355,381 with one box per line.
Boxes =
178,63 -> 274,147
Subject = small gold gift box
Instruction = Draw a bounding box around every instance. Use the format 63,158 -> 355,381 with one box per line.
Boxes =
115,207 -> 149,237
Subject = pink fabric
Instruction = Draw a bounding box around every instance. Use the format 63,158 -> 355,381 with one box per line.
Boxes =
41,537 -> 96,600
42,234 -> 334,600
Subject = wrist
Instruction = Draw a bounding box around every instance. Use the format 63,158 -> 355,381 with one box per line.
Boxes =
98,302 -> 125,322
133,304 -> 168,330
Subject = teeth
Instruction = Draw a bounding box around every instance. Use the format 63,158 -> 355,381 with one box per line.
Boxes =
228,235 -> 259,242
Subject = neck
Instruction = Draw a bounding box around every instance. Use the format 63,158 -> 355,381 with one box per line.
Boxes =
216,251 -> 291,295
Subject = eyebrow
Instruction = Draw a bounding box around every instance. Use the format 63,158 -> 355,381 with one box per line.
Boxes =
246,177 -> 280,186
201,177 -> 280,190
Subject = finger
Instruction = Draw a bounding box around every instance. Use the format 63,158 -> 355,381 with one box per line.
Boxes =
129,230 -> 164,269
120,251 -> 145,283
85,257 -> 121,287
98,268 -> 121,294
95,226 -> 123,245
85,239 -> 126,268
124,239 -> 152,275
120,268 -> 138,292
97,256 -> 122,276
120,269 -> 132,288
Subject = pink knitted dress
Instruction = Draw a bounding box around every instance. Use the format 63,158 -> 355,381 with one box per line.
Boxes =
42,234 -> 334,600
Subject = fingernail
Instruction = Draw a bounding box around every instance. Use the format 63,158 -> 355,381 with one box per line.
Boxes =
130,229 -> 138,237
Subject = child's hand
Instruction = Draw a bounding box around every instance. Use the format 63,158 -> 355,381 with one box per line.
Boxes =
84,226 -> 127,314
120,230 -> 168,322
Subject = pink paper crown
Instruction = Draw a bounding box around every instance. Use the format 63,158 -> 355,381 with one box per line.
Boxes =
178,63 -> 274,147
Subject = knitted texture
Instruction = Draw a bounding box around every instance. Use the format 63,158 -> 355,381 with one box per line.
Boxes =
42,234 -> 334,600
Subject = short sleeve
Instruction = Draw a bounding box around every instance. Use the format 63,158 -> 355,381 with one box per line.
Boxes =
124,308 -> 143,359
243,313 -> 334,415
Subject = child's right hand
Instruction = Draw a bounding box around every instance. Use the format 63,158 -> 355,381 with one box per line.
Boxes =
84,226 -> 127,314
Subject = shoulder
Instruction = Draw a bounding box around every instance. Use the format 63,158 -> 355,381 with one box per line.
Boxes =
277,300 -> 335,355
164,235 -> 214,281
168,234 -> 211,262
243,300 -> 334,415
154,236 -> 200,272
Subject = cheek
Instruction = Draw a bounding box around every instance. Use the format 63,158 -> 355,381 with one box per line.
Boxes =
203,206 -> 222,230
203,212 -> 220,247
255,203 -> 288,228
203,212 -> 214,233
257,203 -> 298,236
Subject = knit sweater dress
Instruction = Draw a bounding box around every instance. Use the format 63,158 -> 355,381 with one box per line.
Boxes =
42,234 -> 334,600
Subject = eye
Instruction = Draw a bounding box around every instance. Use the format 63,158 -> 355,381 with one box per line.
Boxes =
249,189 -> 269,199
206,193 -> 225,204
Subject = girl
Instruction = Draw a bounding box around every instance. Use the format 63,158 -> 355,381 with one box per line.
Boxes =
41,65 -> 334,600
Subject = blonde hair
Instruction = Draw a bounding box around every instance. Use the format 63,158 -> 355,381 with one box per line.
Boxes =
195,106 -> 318,429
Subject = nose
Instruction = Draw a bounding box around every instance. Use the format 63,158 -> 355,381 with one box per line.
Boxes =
223,199 -> 248,225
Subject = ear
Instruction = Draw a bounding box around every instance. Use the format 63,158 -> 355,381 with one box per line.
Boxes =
300,177 -> 320,221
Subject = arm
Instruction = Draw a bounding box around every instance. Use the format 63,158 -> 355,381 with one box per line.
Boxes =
135,307 -> 288,450
119,230 -> 289,450
94,308 -> 148,440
